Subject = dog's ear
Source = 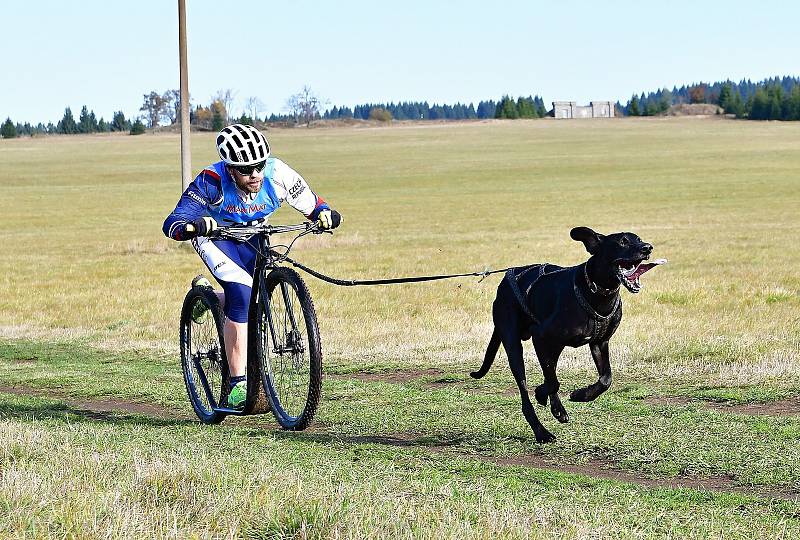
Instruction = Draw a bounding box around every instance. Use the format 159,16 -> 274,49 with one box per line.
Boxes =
570,227 -> 604,254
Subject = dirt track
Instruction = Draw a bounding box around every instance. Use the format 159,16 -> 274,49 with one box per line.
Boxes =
2,378 -> 798,501
333,369 -> 800,417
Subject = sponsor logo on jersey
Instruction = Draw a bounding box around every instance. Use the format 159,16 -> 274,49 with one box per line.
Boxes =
224,202 -> 269,214
187,190 -> 206,205
289,180 -> 306,199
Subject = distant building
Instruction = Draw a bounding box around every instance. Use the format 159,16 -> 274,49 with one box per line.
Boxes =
552,101 -> 614,119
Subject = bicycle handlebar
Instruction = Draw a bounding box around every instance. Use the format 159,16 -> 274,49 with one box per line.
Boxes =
207,221 -> 324,242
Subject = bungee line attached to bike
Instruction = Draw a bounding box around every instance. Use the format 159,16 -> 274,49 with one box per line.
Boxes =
261,221 -> 519,287
281,255 -> 514,287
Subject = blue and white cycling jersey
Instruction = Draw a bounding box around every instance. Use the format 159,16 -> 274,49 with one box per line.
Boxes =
163,157 -> 331,322
162,157 -> 329,241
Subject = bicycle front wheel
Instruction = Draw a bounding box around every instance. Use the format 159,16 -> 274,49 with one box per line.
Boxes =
255,267 -> 322,430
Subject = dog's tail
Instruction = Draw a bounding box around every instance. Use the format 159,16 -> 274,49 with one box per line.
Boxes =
470,328 -> 501,379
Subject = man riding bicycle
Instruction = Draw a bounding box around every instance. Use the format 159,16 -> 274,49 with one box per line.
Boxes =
163,124 -> 341,409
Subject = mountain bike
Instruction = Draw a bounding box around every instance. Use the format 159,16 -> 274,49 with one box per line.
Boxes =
180,221 -> 326,430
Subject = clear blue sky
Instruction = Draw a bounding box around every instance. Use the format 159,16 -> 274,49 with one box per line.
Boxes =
3,0 -> 798,124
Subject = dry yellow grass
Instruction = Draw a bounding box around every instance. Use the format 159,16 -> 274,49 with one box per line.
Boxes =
1,118 -> 799,386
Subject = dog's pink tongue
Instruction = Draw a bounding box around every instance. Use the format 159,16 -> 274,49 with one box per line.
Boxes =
631,258 -> 668,280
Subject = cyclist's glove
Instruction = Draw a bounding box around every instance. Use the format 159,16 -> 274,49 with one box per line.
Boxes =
184,216 -> 218,238
317,209 -> 341,230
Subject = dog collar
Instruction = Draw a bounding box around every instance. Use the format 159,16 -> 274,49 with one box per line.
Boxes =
584,263 -> 619,296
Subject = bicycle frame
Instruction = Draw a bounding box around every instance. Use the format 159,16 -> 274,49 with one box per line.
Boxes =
202,222 -> 321,416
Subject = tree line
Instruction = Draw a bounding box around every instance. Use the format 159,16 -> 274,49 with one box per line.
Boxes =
273,95 -> 546,123
0,88 -> 249,139
5,76 -> 800,139
624,76 -> 800,120
1,106 -> 140,138
2,88 -> 550,139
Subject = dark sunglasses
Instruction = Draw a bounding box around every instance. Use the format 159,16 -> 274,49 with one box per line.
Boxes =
231,161 -> 266,175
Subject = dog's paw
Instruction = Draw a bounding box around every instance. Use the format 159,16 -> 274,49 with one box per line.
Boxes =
534,426 -> 557,443
534,384 -> 549,406
569,388 -> 589,402
551,404 -> 570,423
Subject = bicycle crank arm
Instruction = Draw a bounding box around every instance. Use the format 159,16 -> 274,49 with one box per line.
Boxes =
211,406 -> 248,415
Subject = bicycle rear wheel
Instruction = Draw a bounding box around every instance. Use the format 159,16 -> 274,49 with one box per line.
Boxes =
255,267 -> 322,430
180,286 -> 228,424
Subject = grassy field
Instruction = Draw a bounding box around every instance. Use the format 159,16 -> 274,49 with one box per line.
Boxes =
1,117 -> 799,538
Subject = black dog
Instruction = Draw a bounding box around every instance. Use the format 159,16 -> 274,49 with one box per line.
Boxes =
471,227 -> 666,443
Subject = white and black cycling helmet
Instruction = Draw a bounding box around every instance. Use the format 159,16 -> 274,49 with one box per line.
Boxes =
216,124 -> 270,166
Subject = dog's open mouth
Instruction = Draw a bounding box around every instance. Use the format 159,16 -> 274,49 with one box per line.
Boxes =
615,258 -> 667,293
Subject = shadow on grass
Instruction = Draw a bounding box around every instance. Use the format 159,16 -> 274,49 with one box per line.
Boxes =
0,399 -> 196,428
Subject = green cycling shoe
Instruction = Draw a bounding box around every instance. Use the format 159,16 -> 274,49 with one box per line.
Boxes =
228,381 -> 247,409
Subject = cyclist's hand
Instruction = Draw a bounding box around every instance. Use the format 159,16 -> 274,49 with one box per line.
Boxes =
317,209 -> 341,230
185,216 -> 218,238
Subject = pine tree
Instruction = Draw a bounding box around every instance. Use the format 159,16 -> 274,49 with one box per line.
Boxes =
78,105 -> 98,133
130,119 -> 146,135
627,95 -> 640,116
659,88 -> 673,113
534,96 -> 547,117
787,85 -> 800,121
768,86 -> 783,120
1,117 -> 16,138
212,110 -> 224,131
475,101 -> 487,118
111,111 -> 129,131
466,103 -> 477,119
728,92 -> 745,118
749,88 -> 768,120
58,107 -> 78,134
517,96 -> 536,118
495,96 -> 518,119
717,83 -> 733,110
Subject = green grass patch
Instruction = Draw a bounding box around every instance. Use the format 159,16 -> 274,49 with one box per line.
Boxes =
1,392 -> 799,539
2,339 -> 800,492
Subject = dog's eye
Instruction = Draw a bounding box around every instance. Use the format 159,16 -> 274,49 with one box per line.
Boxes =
619,237 -> 629,247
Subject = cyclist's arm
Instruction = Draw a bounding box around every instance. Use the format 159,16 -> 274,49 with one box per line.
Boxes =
162,169 -> 222,240
271,158 -> 330,221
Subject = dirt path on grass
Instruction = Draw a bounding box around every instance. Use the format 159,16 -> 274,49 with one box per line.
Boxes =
0,385 -> 189,420
2,381 -> 798,501
333,369 -> 800,417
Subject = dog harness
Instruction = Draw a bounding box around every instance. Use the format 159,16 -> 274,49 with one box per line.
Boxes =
505,264 -> 557,325
505,264 -> 622,342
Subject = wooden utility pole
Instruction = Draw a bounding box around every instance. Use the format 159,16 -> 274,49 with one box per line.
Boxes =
178,0 -> 191,191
